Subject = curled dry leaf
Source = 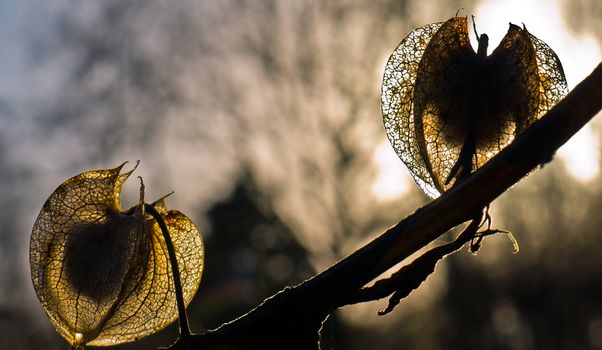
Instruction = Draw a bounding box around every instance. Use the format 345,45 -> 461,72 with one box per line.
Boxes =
30,162 -> 204,347
381,16 -> 568,198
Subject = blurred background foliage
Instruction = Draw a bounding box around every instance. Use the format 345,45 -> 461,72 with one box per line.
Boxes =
0,0 -> 601,349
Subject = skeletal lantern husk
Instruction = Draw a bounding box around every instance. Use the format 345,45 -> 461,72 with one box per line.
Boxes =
381,16 -> 567,198
30,163 -> 204,347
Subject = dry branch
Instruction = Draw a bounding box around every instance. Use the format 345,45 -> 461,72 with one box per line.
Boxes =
164,62 -> 602,350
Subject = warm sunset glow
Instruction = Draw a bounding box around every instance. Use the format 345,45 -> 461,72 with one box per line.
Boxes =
474,0 -> 602,182
372,141 -> 412,200
558,126 -> 600,181
373,0 -> 602,199
373,0 -> 601,199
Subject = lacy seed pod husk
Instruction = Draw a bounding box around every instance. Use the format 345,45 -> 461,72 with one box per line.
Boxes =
30,162 -> 204,347
381,16 -> 567,197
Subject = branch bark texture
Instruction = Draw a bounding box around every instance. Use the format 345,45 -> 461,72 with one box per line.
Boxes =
164,62 -> 602,350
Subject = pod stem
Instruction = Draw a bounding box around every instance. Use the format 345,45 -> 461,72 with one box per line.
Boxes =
144,203 -> 191,340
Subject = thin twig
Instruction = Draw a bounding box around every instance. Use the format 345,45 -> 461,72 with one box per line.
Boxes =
145,204 -> 192,340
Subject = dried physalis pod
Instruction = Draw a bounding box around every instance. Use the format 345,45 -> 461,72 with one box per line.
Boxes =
381,16 -> 568,198
30,162 -> 204,348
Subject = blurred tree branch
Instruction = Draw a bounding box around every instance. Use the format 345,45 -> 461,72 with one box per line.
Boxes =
163,62 -> 602,350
